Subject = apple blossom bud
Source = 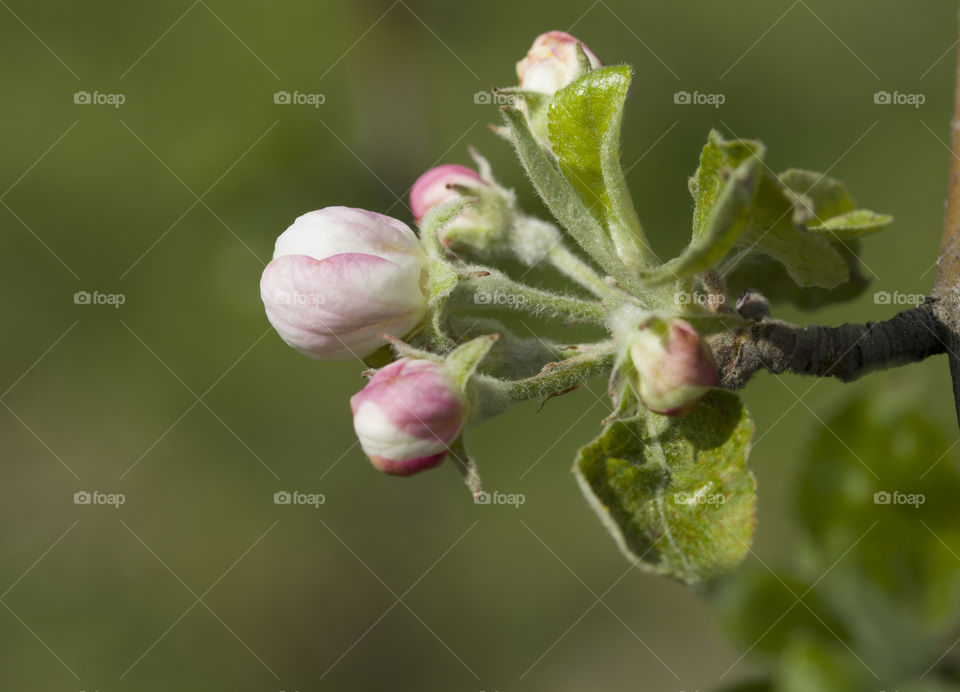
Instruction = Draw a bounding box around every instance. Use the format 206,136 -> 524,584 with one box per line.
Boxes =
516,31 -> 602,95
409,164 -> 510,255
260,206 -> 429,361
629,318 -> 717,416
350,358 -> 468,476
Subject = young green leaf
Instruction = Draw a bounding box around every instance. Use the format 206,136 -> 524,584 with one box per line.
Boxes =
639,148 -> 763,285
574,390 -> 756,585
807,209 -> 893,239
778,168 -> 856,225
690,130 -> 766,239
548,65 -> 652,271
734,174 -> 849,289
501,105 -> 638,291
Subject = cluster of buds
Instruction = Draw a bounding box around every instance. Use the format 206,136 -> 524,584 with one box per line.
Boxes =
259,30 -> 720,484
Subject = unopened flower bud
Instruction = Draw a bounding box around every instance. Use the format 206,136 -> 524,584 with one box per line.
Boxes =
628,318 -> 717,416
410,164 -> 510,256
350,359 -> 468,476
260,206 -> 429,361
516,31 -> 602,95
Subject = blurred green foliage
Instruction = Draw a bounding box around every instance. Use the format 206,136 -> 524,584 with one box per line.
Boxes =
1,0 -> 959,690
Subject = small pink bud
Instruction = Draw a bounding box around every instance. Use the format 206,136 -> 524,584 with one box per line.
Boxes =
516,31 -> 602,95
629,319 -> 718,416
260,207 -> 428,361
410,164 -> 486,224
350,359 -> 468,476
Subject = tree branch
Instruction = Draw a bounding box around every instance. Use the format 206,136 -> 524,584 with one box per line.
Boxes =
933,10 -> 960,427
713,297 -> 947,390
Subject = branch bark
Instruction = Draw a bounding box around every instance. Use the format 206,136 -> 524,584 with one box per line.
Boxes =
933,9 -> 960,427
712,298 -> 947,390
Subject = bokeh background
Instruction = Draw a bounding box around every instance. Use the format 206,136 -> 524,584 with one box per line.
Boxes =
1,0 -> 959,689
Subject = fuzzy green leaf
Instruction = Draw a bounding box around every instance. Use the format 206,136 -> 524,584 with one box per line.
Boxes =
778,168 -> 856,225
734,174 -> 849,288
807,209 -> 893,239
640,134 -> 764,285
690,130 -> 766,239
574,390 -> 756,585
501,106 -> 639,291
548,65 -> 651,271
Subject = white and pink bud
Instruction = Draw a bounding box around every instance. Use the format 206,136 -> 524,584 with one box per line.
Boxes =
628,318 -> 718,416
516,31 -> 602,95
260,206 -> 429,361
410,163 -> 510,255
350,358 -> 468,476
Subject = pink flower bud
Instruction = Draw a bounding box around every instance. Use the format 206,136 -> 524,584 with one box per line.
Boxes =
260,207 -> 428,361
410,164 -> 485,224
350,359 -> 468,476
516,31 -> 602,95
629,319 -> 718,416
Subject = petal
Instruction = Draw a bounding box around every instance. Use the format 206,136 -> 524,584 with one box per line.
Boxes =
410,165 -> 484,222
274,206 -> 424,271
261,253 -> 427,360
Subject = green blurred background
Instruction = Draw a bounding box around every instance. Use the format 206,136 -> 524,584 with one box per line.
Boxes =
1,0 -> 959,689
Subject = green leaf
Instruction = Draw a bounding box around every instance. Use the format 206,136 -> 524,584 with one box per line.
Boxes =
548,65 -> 651,271
775,637 -> 872,692
778,168 -> 856,225
807,209 -> 893,239
574,390 -> 756,585
796,387 -> 960,673
690,130 -> 766,239
734,173 -> 849,289
711,565 -> 851,664
501,106 -> 638,291
639,133 -> 764,285
724,241 -> 869,311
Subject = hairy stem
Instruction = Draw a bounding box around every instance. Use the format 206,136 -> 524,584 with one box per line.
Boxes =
713,299 -> 946,389
546,243 -> 615,299
453,268 -> 607,324
498,345 -> 616,402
